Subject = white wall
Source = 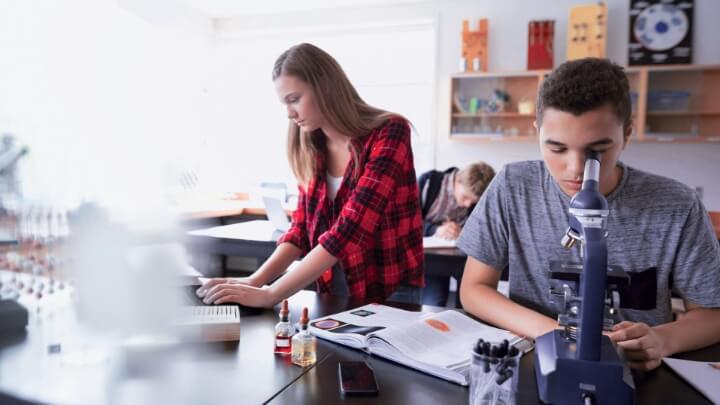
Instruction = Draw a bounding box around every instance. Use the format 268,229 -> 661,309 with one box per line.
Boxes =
208,0 -> 720,209
0,1 -> 438,215
204,20 -> 438,192
2,0 -> 719,213
431,0 -> 720,209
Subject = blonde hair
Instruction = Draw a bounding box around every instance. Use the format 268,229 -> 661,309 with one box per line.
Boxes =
272,43 -> 402,186
457,162 -> 495,198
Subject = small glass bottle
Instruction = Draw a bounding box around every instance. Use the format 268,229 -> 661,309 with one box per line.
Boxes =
291,307 -> 316,367
274,299 -> 293,355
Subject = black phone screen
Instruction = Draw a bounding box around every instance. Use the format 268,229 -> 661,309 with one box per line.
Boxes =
338,361 -> 379,396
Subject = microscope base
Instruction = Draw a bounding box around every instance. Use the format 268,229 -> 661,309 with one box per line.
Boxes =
534,330 -> 634,404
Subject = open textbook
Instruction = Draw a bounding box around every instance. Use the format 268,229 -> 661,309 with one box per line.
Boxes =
309,304 -> 533,385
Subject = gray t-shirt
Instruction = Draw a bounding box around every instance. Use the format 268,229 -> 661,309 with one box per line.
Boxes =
457,160 -> 720,326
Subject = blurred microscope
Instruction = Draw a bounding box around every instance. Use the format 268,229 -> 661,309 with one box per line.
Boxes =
0,134 -> 71,337
0,134 -> 28,200
534,151 -> 634,405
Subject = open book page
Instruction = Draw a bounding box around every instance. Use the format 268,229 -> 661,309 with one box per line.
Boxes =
367,310 -> 521,385
309,303 -> 425,350
309,304 -> 530,385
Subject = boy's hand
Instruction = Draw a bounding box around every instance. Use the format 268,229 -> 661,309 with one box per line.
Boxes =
435,221 -> 461,240
608,321 -> 668,371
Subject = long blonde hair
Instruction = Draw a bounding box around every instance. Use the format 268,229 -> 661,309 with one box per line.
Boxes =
272,43 -> 401,186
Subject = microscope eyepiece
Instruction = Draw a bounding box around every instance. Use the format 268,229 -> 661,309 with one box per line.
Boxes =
585,150 -> 601,162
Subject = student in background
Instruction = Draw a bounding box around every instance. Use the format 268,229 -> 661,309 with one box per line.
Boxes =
458,58 -> 720,371
198,43 -> 424,307
418,162 -> 495,306
419,163 -> 495,239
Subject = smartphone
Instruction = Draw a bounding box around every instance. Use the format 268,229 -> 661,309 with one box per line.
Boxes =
338,361 -> 379,396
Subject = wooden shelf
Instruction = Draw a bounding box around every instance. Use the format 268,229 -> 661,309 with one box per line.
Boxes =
452,70 -> 547,78
450,134 -> 538,142
635,135 -> 720,143
627,64 -> 720,73
452,112 -> 535,118
450,64 -> 720,143
646,111 -> 720,117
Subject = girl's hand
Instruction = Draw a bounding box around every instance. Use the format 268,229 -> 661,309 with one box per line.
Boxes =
201,282 -> 277,308
196,277 -> 261,298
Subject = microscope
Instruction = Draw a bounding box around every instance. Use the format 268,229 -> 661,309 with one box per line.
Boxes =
534,151 -> 634,404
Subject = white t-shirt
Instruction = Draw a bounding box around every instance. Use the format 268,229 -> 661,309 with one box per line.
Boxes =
326,172 -> 343,201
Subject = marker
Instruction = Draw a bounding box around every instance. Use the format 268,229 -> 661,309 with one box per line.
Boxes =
499,339 -> 509,357
474,338 -> 485,355
496,369 -> 513,385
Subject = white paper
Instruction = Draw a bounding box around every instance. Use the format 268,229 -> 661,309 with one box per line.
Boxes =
423,236 -> 457,249
187,220 -> 277,239
663,357 -> 720,404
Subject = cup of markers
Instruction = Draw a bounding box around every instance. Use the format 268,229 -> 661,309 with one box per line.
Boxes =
469,338 -> 521,405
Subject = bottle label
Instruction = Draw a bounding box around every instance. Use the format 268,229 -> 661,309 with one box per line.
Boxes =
276,339 -> 290,347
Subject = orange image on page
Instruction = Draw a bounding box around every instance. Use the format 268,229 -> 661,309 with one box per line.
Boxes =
425,318 -> 450,332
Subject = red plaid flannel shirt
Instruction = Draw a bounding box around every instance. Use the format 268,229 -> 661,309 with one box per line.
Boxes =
277,117 -> 424,301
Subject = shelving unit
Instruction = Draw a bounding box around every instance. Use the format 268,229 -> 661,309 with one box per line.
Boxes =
450,71 -> 543,139
449,64 -> 720,143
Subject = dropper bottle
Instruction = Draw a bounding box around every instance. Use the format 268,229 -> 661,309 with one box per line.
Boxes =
274,299 -> 293,355
291,307 -> 317,367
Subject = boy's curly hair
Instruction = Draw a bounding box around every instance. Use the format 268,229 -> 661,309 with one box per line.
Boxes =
536,58 -> 631,131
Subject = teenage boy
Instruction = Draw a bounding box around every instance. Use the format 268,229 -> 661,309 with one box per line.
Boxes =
458,58 -> 720,371
418,162 -> 495,306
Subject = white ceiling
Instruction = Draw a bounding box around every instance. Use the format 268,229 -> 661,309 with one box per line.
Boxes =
181,0 -> 428,18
